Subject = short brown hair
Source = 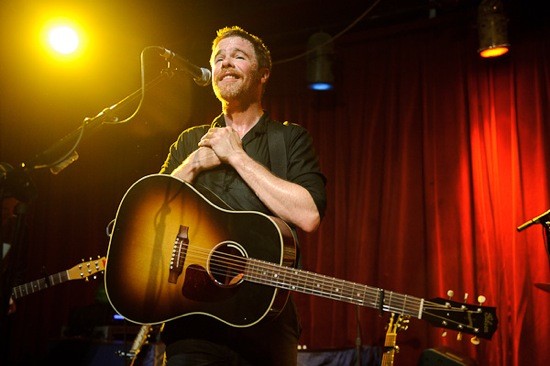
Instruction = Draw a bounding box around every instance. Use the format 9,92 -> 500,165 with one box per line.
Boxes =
212,26 -> 272,72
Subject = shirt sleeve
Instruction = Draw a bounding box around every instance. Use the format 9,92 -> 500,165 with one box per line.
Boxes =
285,123 -> 328,219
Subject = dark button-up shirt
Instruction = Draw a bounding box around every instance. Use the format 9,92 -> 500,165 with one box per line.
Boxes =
160,112 -> 326,219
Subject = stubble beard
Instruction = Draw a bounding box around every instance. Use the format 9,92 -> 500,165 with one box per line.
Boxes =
214,81 -> 243,102
214,69 -> 262,105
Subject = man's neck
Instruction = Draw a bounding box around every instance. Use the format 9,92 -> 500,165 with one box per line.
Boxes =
223,103 -> 264,138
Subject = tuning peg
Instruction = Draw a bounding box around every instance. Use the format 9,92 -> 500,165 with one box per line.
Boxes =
463,293 -> 469,301
441,331 -> 447,338
456,332 -> 463,341
470,336 -> 480,345
477,295 -> 486,305
446,290 -> 454,299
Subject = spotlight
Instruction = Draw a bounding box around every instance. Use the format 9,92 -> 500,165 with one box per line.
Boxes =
477,0 -> 510,58
307,32 -> 334,90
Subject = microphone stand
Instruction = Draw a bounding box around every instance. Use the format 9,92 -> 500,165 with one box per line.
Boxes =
26,44 -> 184,175
0,62 -> 174,360
355,305 -> 362,366
516,209 -> 550,232
516,209 -> 550,293
26,70 -> 170,174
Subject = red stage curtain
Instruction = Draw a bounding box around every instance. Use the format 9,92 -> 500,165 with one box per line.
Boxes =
264,16 -> 550,366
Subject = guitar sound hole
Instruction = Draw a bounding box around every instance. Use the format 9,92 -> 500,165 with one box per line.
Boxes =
209,241 -> 248,287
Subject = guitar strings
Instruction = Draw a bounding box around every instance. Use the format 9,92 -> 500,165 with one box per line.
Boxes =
175,242 -> 472,325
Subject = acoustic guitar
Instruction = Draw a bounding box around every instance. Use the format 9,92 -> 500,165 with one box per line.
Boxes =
104,174 -> 498,341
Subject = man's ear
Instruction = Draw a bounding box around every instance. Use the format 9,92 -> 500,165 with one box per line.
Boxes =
260,68 -> 270,84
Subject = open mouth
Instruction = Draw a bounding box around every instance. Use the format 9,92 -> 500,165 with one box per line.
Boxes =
220,72 -> 240,81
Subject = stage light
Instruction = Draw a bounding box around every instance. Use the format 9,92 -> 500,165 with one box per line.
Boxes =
307,32 -> 334,91
40,17 -> 87,62
477,0 -> 510,58
48,25 -> 79,55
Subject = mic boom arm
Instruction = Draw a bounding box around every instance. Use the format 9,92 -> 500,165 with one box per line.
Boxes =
517,209 -> 550,232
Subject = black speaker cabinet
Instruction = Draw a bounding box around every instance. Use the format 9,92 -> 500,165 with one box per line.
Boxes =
419,346 -> 477,366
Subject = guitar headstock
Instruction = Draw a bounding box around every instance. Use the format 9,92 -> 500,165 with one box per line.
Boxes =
387,313 -> 410,334
67,256 -> 106,281
423,293 -> 498,341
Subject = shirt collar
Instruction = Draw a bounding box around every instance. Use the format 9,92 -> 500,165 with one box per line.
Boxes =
210,112 -> 270,140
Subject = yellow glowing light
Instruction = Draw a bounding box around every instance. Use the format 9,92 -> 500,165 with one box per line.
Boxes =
48,25 -> 79,55
41,17 -> 88,62
479,46 -> 509,58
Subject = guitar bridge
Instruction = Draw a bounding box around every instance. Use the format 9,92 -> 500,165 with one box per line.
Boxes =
168,225 -> 189,284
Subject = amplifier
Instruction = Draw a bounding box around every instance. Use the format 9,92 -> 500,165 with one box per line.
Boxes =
419,347 -> 477,366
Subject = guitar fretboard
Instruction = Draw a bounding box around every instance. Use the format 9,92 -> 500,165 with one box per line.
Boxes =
11,271 -> 69,299
244,258 -> 424,319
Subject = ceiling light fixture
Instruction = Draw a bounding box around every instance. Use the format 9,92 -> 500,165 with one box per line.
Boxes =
307,32 -> 334,91
477,0 -> 510,58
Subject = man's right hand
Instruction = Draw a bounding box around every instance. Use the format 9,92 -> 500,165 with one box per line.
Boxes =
171,147 -> 221,182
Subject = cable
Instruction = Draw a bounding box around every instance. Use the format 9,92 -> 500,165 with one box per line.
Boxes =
273,0 -> 383,65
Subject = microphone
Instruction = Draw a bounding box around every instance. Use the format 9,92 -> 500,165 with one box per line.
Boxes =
159,48 -> 211,87
517,209 -> 550,232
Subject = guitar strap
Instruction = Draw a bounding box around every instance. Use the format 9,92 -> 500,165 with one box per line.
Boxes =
267,119 -> 288,180
267,120 -> 302,269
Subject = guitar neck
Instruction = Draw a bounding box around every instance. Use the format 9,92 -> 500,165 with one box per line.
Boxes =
381,332 -> 397,366
11,257 -> 106,300
127,324 -> 151,365
11,270 -> 69,299
244,258 -> 424,319
381,351 -> 396,366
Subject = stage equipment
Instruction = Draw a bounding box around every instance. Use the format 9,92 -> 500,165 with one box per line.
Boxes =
517,208 -> 550,293
159,48 -> 211,86
307,32 -> 334,91
419,346 -> 476,366
477,0 -> 510,58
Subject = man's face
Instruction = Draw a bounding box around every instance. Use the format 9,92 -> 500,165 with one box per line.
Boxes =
210,36 -> 265,103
